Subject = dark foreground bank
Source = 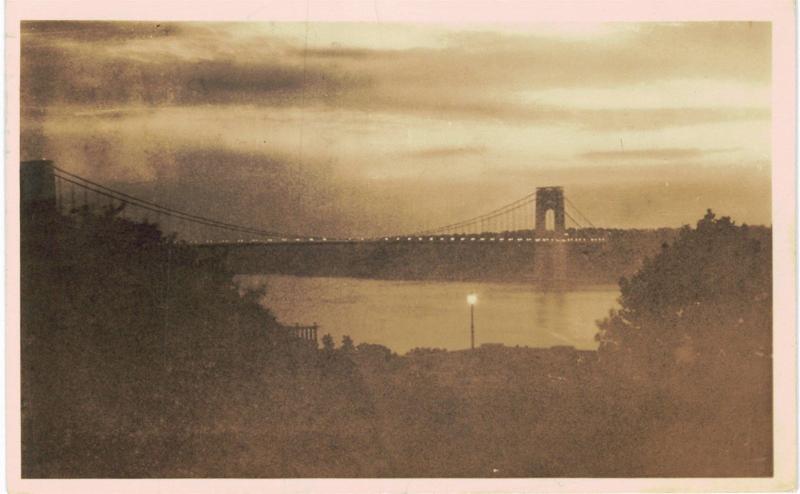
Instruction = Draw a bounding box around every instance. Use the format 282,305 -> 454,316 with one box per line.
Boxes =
21,206 -> 772,477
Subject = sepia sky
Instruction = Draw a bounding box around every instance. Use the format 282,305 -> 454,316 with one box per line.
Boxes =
21,21 -> 771,236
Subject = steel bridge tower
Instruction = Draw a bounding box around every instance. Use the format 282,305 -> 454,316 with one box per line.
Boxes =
535,186 -> 565,234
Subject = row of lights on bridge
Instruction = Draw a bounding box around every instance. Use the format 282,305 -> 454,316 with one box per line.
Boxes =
375,236 -> 608,243
195,236 -> 607,244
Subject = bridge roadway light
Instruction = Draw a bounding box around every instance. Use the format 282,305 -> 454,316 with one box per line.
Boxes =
467,293 -> 478,350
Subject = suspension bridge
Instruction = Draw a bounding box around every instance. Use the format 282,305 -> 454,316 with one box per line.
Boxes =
22,160 -> 607,246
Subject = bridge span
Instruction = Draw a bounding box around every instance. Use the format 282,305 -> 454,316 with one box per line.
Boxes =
23,160 -> 604,244
23,160 -> 674,284
192,234 -> 607,246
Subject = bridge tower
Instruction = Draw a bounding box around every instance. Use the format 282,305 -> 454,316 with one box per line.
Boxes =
535,186 -> 565,234
533,186 -> 567,284
21,160 -> 56,213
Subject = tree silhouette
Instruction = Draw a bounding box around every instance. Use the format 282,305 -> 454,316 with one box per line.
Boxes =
596,209 -> 771,380
322,333 -> 335,353
341,335 -> 355,354
593,210 -> 772,475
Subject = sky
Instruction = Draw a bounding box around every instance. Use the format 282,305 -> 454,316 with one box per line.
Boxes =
21,21 -> 772,237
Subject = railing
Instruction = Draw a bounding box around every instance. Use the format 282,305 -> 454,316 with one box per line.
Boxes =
279,323 -> 319,346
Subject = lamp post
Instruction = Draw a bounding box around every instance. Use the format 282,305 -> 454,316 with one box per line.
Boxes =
467,293 -> 477,350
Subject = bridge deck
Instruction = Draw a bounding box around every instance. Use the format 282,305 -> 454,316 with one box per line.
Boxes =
191,235 -> 608,246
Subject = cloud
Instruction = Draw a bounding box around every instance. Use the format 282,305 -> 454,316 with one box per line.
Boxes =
404,146 -> 486,160
21,20 -> 184,43
300,46 -> 379,60
21,43 -> 370,109
19,21 -> 772,232
354,94 -> 769,130
578,148 -> 736,162
22,21 -> 770,125
440,22 -> 770,88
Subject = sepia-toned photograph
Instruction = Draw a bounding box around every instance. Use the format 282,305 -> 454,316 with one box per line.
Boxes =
8,2 -> 797,490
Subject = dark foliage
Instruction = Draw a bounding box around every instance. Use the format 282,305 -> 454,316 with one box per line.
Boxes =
595,210 -> 772,475
21,205 -> 379,477
21,206 -> 772,477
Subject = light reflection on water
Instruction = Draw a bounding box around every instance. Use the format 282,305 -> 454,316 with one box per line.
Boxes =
236,274 -> 619,354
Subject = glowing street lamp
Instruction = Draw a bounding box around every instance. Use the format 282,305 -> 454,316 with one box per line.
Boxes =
467,293 -> 478,350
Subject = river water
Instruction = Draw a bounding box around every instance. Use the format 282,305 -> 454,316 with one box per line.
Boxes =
236,274 -> 619,354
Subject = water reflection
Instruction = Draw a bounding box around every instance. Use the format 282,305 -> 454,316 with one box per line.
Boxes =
236,274 -> 619,354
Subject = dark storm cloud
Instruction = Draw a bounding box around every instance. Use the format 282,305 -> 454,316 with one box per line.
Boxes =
22,21 -> 770,130
21,43 -> 369,109
175,60 -> 368,103
21,20 -> 183,42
